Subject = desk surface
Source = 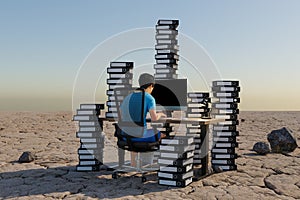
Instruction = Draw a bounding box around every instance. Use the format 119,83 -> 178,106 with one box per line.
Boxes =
99,116 -> 224,125
153,117 -> 224,125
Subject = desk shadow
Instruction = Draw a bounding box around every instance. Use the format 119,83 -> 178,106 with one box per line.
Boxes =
0,164 -> 169,199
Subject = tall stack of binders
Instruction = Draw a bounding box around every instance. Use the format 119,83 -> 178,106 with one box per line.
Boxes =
211,80 -> 240,171
185,92 -> 211,166
158,136 -> 195,187
154,19 -> 179,80
106,62 -> 134,119
73,104 -> 105,171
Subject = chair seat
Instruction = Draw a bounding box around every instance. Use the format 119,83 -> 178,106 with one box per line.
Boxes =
117,140 -> 159,152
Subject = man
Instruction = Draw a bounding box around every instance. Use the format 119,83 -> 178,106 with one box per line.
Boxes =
120,73 -> 166,141
120,73 -> 166,166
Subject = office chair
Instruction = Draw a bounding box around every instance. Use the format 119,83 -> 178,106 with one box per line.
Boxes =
112,88 -> 160,182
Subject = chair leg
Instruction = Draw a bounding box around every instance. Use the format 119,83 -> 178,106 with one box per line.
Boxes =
118,148 -> 125,167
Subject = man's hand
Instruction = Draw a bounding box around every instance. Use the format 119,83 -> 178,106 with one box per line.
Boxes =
149,110 -> 166,121
157,112 -> 167,119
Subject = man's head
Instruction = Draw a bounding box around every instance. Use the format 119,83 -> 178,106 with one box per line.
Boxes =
139,73 -> 155,90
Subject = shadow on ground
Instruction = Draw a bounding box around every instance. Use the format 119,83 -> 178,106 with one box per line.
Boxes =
0,164 -> 169,199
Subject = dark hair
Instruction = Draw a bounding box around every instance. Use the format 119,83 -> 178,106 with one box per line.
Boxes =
138,73 -> 155,89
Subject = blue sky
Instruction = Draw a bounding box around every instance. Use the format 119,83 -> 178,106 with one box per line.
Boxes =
1,0 -> 300,111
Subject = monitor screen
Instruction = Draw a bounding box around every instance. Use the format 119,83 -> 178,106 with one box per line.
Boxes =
151,79 -> 187,111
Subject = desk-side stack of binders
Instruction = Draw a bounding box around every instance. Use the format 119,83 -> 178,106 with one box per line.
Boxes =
106,62 -> 134,119
158,136 -> 194,187
154,19 -> 179,80
211,80 -> 240,171
185,92 -> 211,165
150,122 -> 175,163
73,104 -> 105,171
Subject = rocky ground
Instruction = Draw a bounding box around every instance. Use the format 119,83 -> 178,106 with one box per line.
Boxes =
0,111 -> 300,199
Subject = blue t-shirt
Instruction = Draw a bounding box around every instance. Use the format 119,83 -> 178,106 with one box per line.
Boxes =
120,92 -> 160,142
120,92 -> 156,126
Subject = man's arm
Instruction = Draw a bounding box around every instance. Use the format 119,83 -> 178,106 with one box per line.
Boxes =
149,109 -> 166,121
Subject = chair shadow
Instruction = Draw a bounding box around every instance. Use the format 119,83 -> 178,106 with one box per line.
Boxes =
0,163 -> 170,199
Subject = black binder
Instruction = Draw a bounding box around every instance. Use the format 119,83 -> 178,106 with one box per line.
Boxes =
157,19 -> 179,26
158,157 -> 193,167
213,142 -> 239,148
156,49 -> 178,54
213,92 -> 239,98
160,144 -> 195,152
212,80 -> 239,87
79,159 -> 103,166
154,73 -> 178,79
211,153 -> 238,159
211,148 -> 236,154
159,163 -> 193,173
78,148 -> 103,155
212,164 -> 237,171
78,126 -> 102,132
156,34 -> 178,40
73,115 -> 99,121
213,136 -> 236,143
155,44 -> 179,50
155,68 -> 177,74
158,177 -> 193,187
110,62 -> 133,68
156,24 -> 178,30
160,150 -> 194,159
211,159 -> 235,165
212,103 -> 238,109
106,78 -> 133,85
213,131 -> 239,137
213,125 -> 237,131
76,131 -> 103,138
80,104 -> 104,110
161,136 -> 194,145
76,165 -> 101,171
212,86 -> 240,92
108,72 -> 133,79
158,171 -> 193,181
156,29 -> 178,35
107,67 -> 132,74
214,97 -> 240,103
154,63 -> 178,69
211,109 -> 239,115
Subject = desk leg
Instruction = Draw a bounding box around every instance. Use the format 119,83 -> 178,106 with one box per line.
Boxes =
99,120 -> 104,164
200,124 -> 209,176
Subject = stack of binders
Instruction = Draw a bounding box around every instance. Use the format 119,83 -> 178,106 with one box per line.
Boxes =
211,80 -> 240,171
154,19 -> 179,80
106,62 -> 134,119
158,136 -> 195,187
185,92 -> 211,165
150,122 -> 175,163
73,104 -> 105,171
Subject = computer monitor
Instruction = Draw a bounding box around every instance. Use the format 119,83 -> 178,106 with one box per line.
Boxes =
151,79 -> 187,111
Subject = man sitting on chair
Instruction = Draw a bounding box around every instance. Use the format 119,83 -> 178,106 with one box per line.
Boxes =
120,73 -> 166,165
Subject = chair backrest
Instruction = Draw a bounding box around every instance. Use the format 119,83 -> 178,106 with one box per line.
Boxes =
114,87 -> 146,139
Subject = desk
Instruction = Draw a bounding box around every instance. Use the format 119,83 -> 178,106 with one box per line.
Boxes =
98,116 -> 223,177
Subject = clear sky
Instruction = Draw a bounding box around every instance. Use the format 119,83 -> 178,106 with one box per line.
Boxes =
1,0 -> 300,111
